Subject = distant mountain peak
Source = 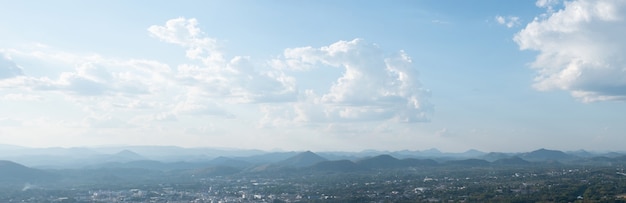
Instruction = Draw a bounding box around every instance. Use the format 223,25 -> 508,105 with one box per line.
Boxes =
461,149 -> 486,157
522,148 -> 575,161
113,150 -> 145,160
422,148 -> 442,154
277,151 -> 328,168
464,149 -> 483,153
356,154 -> 402,168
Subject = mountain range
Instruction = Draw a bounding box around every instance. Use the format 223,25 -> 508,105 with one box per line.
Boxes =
1,145 -> 625,172
3,148 -> 626,186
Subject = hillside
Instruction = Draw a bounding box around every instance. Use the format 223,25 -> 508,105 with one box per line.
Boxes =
277,151 -> 328,168
0,160 -> 54,183
521,148 -> 577,161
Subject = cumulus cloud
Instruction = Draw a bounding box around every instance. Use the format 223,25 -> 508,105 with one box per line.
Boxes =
150,17 -> 296,103
262,39 -> 432,125
495,15 -> 521,28
148,17 -> 222,62
515,0 -> 626,102
536,0 -> 562,12
0,54 -> 24,79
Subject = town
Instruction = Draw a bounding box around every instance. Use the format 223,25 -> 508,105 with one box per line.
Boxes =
4,164 -> 626,202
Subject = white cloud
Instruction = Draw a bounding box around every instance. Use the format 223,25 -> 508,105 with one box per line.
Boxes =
536,0 -> 562,13
495,15 -> 521,28
536,0 -> 559,7
148,17 -> 224,66
0,17 -> 433,143
0,52 -> 172,98
150,17 -> 297,104
515,0 -> 626,102
262,39 -> 432,125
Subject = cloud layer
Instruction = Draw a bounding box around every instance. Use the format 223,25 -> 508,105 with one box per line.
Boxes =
1,17 -> 432,137
515,0 -> 626,102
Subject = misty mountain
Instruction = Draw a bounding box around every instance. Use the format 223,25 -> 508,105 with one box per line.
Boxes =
189,166 -> 242,177
86,156 -> 253,172
421,148 -> 443,156
88,160 -> 206,171
277,151 -> 328,168
481,152 -> 514,162
0,160 -> 55,183
355,155 -> 439,169
244,151 -> 328,173
57,167 -> 164,184
444,159 -> 490,167
113,150 -> 146,160
601,152 -> 626,158
235,151 -> 299,163
90,146 -> 266,161
402,158 -> 439,167
461,149 -> 487,157
492,156 -> 531,166
0,145 -> 266,166
356,155 -> 404,169
2,144 -> 626,172
521,148 -> 577,162
566,149 -> 595,158
385,149 -> 486,159
612,155 -> 626,162
207,157 -> 253,168
309,160 -> 364,172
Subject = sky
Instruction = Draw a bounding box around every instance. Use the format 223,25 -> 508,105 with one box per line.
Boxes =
1,0 -> 626,152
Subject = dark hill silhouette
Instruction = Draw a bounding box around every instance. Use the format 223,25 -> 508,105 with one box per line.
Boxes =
277,151 -> 327,168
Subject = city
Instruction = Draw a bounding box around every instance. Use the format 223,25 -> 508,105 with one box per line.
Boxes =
2,147 -> 626,202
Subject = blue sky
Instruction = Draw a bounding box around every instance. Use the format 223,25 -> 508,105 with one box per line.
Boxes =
1,0 -> 625,152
